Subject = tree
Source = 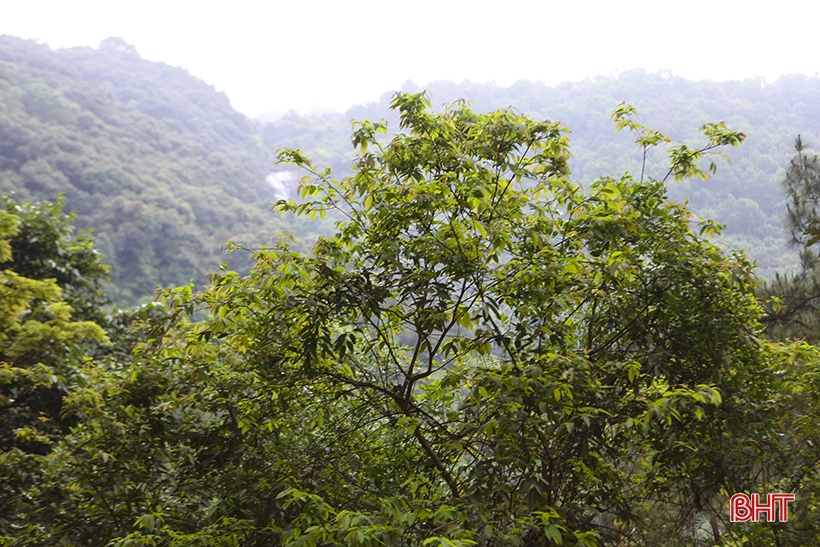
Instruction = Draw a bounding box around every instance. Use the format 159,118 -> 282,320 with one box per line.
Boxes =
0,194 -> 110,449
0,195 -> 109,540
747,139 -> 820,547
22,92 -> 796,547
759,137 -> 820,344
0,194 -> 110,323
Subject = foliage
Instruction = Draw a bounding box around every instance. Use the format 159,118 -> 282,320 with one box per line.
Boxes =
4,35 -> 820,305
0,194 -> 109,322
9,92 -> 797,547
759,138 -> 820,344
0,36 -> 305,306
781,135 -> 820,252
0,195 -> 110,540
1,33 -> 820,546
263,71 -> 820,278
0,193 -> 110,446
1,88 -> 818,547
732,139 -> 820,547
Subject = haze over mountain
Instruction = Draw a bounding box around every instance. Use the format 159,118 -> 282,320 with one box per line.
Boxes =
1,34 -> 816,305
5,31 -> 820,547
0,35 -> 318,305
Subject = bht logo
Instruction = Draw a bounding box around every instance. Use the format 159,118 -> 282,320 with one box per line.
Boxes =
730,493 -> 795,522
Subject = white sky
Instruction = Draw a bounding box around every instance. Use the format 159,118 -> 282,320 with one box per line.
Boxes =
2,0 -> 818,117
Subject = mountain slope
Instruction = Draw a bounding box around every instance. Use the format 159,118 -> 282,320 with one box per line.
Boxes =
0,36 -> 294,305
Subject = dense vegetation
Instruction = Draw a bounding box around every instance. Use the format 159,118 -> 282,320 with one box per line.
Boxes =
0,36 -> 313,306
4,35 -> 820,304
264,73 -> 820,278
2,90 -> 820,547
4,35 -> 820,545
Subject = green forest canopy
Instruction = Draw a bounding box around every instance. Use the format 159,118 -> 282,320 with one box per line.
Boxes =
0,35 -> 325,306
264,73 -> 820,279
2,91 -> 820,547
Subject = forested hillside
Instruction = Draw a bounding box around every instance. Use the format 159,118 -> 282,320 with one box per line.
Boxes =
6,31 -> 820,545
59,37 -> 268,179
0,36 -> 306,305
2,33 -> 819,304
4,93 -> 820,547
263,73 -> 820,278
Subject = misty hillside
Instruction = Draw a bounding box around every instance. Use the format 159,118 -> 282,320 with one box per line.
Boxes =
59,37 -> 268,179
1,34 -> 816,306
0,35 -> 319,305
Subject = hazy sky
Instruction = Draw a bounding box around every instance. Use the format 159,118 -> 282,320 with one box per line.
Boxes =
2,0 -> 819,117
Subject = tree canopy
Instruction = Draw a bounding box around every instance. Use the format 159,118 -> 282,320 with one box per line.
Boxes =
0,194 -> 110,539
2,93 -> 817,547
264,72 -> 820,279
